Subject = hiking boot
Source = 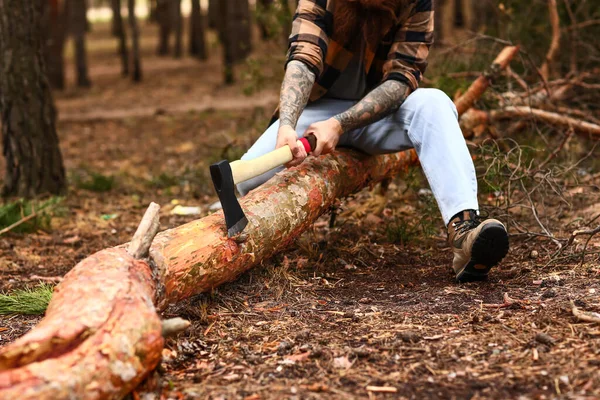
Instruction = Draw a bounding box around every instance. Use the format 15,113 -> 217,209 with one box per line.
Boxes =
448,210 -> 509,282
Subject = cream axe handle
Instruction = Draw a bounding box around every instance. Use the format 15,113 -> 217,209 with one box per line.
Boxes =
230,135 -> 316,185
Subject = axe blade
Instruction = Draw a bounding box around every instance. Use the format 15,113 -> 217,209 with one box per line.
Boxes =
209,160 -> 248,237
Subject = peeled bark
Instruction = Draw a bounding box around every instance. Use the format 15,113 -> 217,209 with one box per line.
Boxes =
0,46 -> 518,399
0,0 -> 66,197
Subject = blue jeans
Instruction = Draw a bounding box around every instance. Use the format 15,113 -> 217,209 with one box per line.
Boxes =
237,88 -> 478,225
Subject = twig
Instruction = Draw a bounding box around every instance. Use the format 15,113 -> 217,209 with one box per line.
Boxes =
128,202 -> 161,259
570,301 -> 600,323
534,128 -> 574,172
0,212 -> 39,236
541,0 -> 561,81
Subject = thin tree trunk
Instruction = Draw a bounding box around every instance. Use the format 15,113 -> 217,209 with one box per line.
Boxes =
279,0 -> 292,45
189,0 -> 207,59
156,0 -> 171,55
219,0 -> 235,83
112,0 -> 129,76
70,0 -> 92,87
148,0 -> 158,22
0,0 -> 66,197
128,0 -> 142,82
44,0 -> 69,89
208,0 -> 219,29
172,0 -> 183,58
257,0 -> 275,39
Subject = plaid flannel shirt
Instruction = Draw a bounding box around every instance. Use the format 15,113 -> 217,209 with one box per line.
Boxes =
287,0 -> 434,102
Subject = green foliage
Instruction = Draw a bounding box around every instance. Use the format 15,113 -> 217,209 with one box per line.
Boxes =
73,170 -> 116,192
242,58 -> 268,96
0,284 -> 54,315
146,172 -> 180,189
0,197 -> 64,234
386,218 -> 414,245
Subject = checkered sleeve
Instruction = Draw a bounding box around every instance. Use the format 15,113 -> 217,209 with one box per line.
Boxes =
286,0 -> 333,78
382,0 -> 434,91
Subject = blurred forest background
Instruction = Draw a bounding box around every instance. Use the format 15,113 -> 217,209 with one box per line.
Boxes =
0,0 -> 600,398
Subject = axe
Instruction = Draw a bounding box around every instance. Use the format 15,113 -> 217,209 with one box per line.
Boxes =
210,134 -> 317,237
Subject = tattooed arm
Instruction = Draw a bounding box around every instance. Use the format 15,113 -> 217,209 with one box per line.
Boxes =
334,80 -> 410,133
276,60 -> 316,166
279,60 -> 316,129
304,80 -> 410,156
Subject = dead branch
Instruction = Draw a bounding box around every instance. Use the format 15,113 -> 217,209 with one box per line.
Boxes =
461,107 -> 600,138
571,301 -> 600,323
454,46 -> 520,116
128,202 -> 161,259
541,0 -> 561,81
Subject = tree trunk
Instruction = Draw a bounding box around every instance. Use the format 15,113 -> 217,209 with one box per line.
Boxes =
172,0 -> 183,58
279,0 -> 292,45
148,0 -> 158,23
189,0 -> 207,59
128,0 -> 142,82
43,0 -> 69,89
112,0 -> 129,76
70,0 -> 92,87
0,0 -> 66,197
219,0 -> 235,83
156,0 -> 171,55
208,0 -> 219,29
257,0 -> 275,39
0,46 -> 518,398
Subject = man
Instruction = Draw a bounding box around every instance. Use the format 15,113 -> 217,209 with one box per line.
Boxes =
237,0 -> 509,282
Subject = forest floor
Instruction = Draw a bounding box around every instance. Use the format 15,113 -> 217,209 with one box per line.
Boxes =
1,23 -> 600,400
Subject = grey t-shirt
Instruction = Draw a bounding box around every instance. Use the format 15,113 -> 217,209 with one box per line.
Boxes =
325,45 -> 368,101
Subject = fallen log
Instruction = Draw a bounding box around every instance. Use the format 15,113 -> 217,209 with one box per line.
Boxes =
0,46 -> 519,399
461,106 -> 600,138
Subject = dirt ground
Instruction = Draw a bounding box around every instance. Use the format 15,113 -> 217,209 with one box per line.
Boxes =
1,22 -> 600,400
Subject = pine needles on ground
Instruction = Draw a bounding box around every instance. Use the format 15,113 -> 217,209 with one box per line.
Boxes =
0,284 -> 54,315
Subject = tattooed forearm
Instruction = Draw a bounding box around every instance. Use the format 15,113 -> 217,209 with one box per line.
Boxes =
279,61 -> 316,129
334,80 -> 410,133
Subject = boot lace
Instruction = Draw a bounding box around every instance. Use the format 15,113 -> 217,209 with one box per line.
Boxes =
452,211 -> 488,234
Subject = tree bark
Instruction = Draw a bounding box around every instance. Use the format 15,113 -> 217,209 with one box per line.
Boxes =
128,0 -> 142,82
43,0 -> 69,89
189,0 -> 207,59
111,0 -> 129,76
156,0 -> 171,55
70,0 -> 92,87
208,0 -> 219,29
172,0 -> 183,58
219,0 -> 235,83
0,46 -> 518,398
257,0 -> 275,39
0,0 -> 67,198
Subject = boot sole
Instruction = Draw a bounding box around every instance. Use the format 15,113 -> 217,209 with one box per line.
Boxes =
456,223 -> 509,283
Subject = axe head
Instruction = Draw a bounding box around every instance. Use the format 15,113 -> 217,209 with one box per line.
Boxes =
210,160 -> 248,237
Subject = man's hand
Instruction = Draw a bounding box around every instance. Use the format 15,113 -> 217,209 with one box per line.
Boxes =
304,118 -> 343,156
276,125 -> 307,167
